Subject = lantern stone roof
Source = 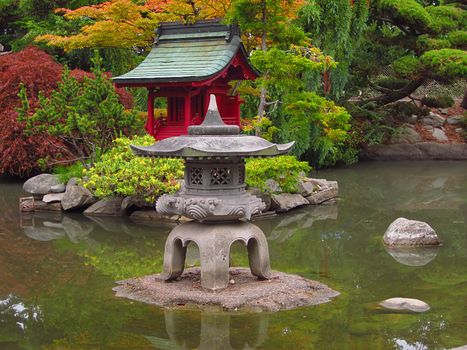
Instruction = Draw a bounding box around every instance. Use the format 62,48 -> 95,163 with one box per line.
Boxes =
113,20 -> 258,86
130,95 -> 294,158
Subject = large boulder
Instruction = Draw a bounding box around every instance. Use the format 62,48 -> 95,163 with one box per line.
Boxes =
84,197 -> 124,216
383,217 -> 441,246
379,297 -> 430,313
271,193 -> 309,213
61,185 -> 96,211
390,125 -> 422,144
23,174 -> 62,196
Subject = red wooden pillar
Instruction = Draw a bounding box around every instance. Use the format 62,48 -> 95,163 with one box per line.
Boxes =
184,93 -> 192,134
146,88 -> 155,136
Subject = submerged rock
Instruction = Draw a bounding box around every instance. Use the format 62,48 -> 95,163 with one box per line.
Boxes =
271,193 -> 309,213
383,217 -> 441,246
23,174 -> 62,196
379,297 -> 430,313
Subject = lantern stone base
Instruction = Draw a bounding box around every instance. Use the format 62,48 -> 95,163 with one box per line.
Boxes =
161,221 -> 272,290
113,267 -> 339,312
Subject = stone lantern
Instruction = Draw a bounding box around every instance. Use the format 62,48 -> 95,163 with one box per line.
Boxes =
131,95 -> 294,290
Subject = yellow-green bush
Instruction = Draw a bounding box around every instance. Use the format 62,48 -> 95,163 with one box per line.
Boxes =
245,156 -> 311,193
83,135 -> 184,202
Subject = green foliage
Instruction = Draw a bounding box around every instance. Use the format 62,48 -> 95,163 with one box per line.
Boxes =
281,92 -> 355,167
245,156 -> 310,193
446,30 -> 467,48
420,48 -> 467,78
298,0 -> 369,98
82,135 -> 184,202
421,94 -> 455,108
393,55 -> 422,78
374,77 -> 409,90
18,51 -> 141,167
390,101 -> 430,117
378,0 -> 433,33
52,161 -> 85,183
417,34 -> 451,51
242,116 -> 279,141
250,46 -> 335,96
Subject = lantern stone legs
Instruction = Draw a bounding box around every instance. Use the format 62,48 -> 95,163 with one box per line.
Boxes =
161,221 -> 272,290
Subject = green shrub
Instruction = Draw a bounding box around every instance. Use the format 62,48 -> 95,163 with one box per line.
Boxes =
421,94 -> 455,108
391,101 -> 430,117
82,135 -> 184,202
447,30 -> 467,48
393,55 -> 421,78
420,48 -> 467,78
53,161 -> 86,183
245,156 -> 311,193
374,77 -> 409,90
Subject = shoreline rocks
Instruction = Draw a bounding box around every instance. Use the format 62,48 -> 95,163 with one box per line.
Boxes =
20,174 -> 340,221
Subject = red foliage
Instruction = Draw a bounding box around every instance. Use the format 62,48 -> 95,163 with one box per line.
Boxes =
0,46 -> 133,177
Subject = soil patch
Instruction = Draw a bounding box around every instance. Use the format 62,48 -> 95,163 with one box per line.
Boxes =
113,267 -> 339,312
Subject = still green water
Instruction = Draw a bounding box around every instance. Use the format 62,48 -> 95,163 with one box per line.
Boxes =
1,161 -> 466,350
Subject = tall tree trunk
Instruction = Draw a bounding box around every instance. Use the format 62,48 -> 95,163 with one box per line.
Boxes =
256,0 -> 267,136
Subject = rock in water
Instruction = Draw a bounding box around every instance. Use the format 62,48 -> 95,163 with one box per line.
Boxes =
84,197 -> 124,216
383,217 -> 441,246
271,193 -> 309,213
61,185 -> 96,211
379,297 -> 430,313
23,174 -> 62,196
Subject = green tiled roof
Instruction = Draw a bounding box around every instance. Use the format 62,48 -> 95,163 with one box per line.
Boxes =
113,21 -> 250,85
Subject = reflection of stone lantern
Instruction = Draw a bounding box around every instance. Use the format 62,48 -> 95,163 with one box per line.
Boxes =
131,95 -> 294,290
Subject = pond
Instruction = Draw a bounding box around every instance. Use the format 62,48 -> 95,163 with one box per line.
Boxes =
1,161 -> 466,349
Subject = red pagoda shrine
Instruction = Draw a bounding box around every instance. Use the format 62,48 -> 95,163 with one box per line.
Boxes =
113,20 -> 258,140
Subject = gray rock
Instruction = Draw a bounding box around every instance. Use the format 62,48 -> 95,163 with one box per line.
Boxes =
264,179 -> 282,193
423,125 -> 434,131
447,115 -> 464,125
84,197 -> 124,216
67,177 -> 79,186
407,114 -> 418,124
61,185 -> 96,211
439,108 -> 449,115
50,183 -> 66,193
297,179 -> 315,197
421,112 -> 445,127
247,187 -> 272,211
383,217 -> 441,246
431,128 -> 449,142
23,174 -> 62,195
121,196 -> 153,213
33,200 -> 62,212
385,246 -> 439,266
362,143 -> 467,160
42,193 -> 65,203
271,193 -> 309,213
306,188 -> 338,205
455,128 -> 463,133
130,210 -> 180,222
379,297 -> 430,313
390,125 -> 422,144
